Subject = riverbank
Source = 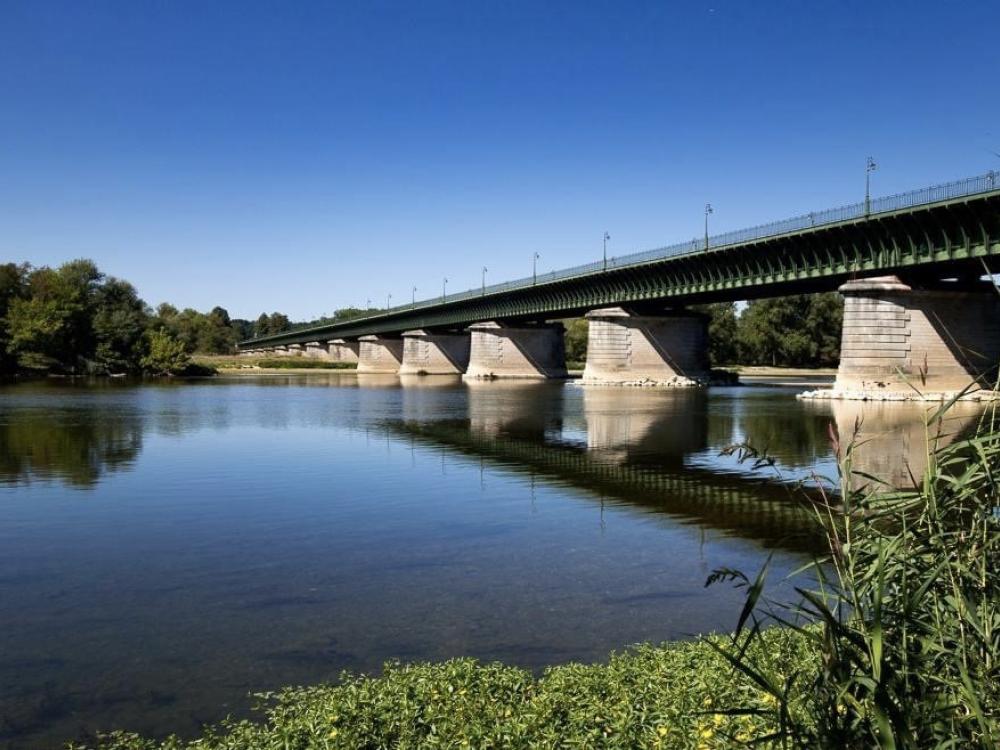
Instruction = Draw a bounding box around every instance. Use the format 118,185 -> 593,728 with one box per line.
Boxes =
194,354 -> 356,373
73,627 -> 813,749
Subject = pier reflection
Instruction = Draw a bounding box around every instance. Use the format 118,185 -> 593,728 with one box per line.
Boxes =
802,398 -> 988,490
390,382 -> 823,552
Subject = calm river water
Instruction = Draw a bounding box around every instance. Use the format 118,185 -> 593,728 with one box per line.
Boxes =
0,374 -> 983,748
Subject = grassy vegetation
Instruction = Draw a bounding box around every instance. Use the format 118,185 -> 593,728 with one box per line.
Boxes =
194,355 -> 356,370
72,401 -> 1000,749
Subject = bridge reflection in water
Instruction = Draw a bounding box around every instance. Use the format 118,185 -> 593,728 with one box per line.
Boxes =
390,380 -> 991,554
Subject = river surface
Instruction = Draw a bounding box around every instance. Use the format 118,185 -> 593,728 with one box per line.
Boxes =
0,374 -> 982,748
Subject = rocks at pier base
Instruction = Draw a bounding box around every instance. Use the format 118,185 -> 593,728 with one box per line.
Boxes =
798,276 -> 1000,402
797,388 -> 1000,402
580,308 -> 712,387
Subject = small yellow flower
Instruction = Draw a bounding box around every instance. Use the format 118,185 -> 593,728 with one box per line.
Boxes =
328,728 -> 339,738
657,725 -> 668,737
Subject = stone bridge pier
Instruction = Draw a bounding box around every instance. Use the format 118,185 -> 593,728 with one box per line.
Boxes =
399,329 -> 470,375
464,321 -> 567,379
581,307 -> 711,386
328,339 -> 360,364
811,276 -> 1000,400
357,335 -> 403,374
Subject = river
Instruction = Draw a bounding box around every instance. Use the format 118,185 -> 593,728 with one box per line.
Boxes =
0,374 -> 982,748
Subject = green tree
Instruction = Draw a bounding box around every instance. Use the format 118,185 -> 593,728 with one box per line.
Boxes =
92,278 -> 148,373
141,328 -> 191,375
267,312 -> 290,334
5,260 -> 102,372
0,262 -> 29,373
254,312 -> 271,337
195,306 -> 237,354
563,318 -> 588,366
737,293 -> 843,367
697,302 -> 738,366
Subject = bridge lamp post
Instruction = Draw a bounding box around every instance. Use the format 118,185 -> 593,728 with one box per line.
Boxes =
442,277 -> 448,301
366,298 -> 371,311
533,252 -> 541,285
865,156 -> 878,216
386,293 -> 392,310
602,231 -> 611,271
704,204 -> 713,251
412,286 -> 417,306
481,266 -> 487,296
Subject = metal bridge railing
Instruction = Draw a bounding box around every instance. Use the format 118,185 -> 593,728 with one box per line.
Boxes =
271,170 -> 1000,340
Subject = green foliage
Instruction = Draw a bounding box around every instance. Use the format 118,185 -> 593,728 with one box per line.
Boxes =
254,312 -> 291,337
710,402 -> 1000,748
5,260 -> 102,372
0,262 -> 29,373
141,329 -> 191,375
254,357 -> 355,369
563,317 -> 589,367
696,302 -> 739,366
736,293 -> 842,367
152,305 -> 238,355
92,278 -> 148,373
72,627 -> 814,750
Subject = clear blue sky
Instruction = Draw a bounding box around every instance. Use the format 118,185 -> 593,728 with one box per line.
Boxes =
2,1 -> 999,321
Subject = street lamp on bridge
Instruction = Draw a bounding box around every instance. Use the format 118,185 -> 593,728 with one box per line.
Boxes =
481,266 -> 487,295
865,156 -> 878,216
412,286 -> 417,306
704,204 -> 713,251
386,293 -> 392,310
442,277 -> 448,301
603,231 -> 611,271
533,252 -> 541,285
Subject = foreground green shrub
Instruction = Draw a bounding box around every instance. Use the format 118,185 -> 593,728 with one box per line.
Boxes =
72,628 -> 814,749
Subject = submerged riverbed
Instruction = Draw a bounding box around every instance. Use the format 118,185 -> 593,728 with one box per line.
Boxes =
0,373 -> 979,748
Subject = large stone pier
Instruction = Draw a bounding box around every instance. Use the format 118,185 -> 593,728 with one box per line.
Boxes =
399,329 -> 470,375
357,335 -> 403,374
463,322 -> 567,379
803,276 -> 1000,400
328,339 -> 360,365
581,307 -> 711,386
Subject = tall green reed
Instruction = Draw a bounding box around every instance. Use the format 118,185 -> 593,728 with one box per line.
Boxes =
710,397 -> 1000,749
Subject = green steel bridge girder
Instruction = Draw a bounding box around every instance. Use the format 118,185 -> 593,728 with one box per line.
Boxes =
243,191 -> 1000,347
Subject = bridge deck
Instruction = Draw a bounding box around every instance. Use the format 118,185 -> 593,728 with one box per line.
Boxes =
242,171 -> 1000,347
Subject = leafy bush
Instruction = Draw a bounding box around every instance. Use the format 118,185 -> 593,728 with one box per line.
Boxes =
72,628 -> 814,749
141,329 -> 191,375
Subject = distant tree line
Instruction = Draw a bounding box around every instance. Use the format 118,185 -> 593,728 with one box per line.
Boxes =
1,259 -> 285,376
